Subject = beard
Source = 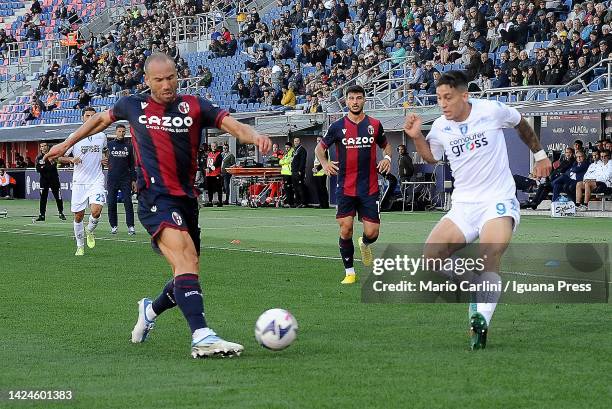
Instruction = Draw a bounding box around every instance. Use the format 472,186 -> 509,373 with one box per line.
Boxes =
349,106 -> 363,115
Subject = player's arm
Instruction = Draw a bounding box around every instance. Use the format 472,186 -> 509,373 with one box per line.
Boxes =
377,142 -> 393,174
44,110 -> 115,161
403,113 -> 438,164
58,145 -> 80,166
515,117 -> 552,178
315,141 -> 339,176
218,115 -> 271,153
57,156 -> 80,165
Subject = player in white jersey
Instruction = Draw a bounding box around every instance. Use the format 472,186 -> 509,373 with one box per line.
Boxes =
59,107 -> 108,256
403,71 -> 552,350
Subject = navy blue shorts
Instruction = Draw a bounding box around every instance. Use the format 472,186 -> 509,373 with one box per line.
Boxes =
138,190 -> 201,255
336,191 -> 380,224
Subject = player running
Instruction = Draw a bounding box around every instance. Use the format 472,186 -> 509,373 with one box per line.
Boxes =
45,53 -> 271,359
403,71 -> 551,350
58,107 -> 107,256
315,85 -> 393,284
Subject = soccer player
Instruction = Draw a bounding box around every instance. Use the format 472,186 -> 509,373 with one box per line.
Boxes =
107,124 -> 136,234
403,71 -> 552,349
58,107 -> 107,256
45,52 -> 271,358
315,85 -> 393,284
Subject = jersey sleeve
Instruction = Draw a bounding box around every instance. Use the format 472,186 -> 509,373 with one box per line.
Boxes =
425,124 -> 445,161
376,122 -> 388,149
198,96 -> 229,129
109,96 -> 131,122
494,101 -> 521,128
320,122 -> 340,149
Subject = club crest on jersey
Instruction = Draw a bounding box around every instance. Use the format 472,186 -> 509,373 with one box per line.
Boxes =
172,211 -> 183,226
367,125 -> 375,135
178,101 -> 190,114
459,124 -> 468,135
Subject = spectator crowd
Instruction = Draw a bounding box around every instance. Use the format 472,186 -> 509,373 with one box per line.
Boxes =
7,0 -> 612,124
230,0 -> 612,110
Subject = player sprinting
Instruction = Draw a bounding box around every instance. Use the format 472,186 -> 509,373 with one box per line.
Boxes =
45,53 -> 271,359
403,71 -> 551,349
58,107 -> 107,256
315,85 -> 393,284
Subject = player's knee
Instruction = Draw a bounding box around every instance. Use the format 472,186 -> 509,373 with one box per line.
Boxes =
74,212 -> 84,222
423,243 -> 452,261
480,244 -> 507,270
91,209 -> 102,218
179,247 -> 199,272
364,226 -> 379,242
339,225 -> 353,239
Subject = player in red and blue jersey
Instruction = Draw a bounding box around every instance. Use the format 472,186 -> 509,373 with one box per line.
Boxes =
45,53 -> 271,359
315,85 -> 393,284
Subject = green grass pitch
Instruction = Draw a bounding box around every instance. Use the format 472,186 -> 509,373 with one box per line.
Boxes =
0,200 -> 610,408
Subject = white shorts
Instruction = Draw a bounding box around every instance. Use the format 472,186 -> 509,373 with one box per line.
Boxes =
71,183 -> 107,213
442,198 -> 520,243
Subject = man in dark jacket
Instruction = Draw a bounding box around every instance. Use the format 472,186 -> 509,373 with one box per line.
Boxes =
107,124 -> 136,234
478,52 -> 495,78
291,137 -> 307,207
205,142 -> 224,207
35,142 -> 65,221
551,150 -> 589,202
543,56 -> 563,85
522,147 -> 578,209
397,144 -> 414,184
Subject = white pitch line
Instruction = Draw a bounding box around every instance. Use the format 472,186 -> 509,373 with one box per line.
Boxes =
0,228 -> 346,261
22,219 -> 437,231
1,228 -> 609,283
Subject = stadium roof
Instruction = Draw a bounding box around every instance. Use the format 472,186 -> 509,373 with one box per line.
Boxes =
0,111 -> 281,142
509,90 -> 612,117
2,91 -> 612,141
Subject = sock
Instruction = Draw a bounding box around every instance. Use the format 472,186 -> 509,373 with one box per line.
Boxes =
362,233 -> 378,245
345,267 -> 355,276
73,221 -> 84,247
174,273 -> 207,334
471,271 -> 501,325
192,327 -> 214,342
151,279 -> 177,318
339,237 -> 354,272
87,215 -> 99,233
145,304 -> 157,321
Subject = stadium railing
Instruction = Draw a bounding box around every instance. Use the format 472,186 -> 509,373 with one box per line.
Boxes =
0,39 -> 68,68
77,0 -> 144,40
0,64 -> 30,100
328,57 -> 612,110
325,56 -> 410,112
169,12 -> 228,43
472,58 -> 612,102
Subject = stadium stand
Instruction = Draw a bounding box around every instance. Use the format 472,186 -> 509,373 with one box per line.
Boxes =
1,0 -> 611,128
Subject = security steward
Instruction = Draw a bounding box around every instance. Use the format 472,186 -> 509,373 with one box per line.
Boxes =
35,142 -> 66,221
107,124 -> 136,235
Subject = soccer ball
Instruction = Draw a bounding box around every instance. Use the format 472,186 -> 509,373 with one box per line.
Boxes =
254,308 -> 298,350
